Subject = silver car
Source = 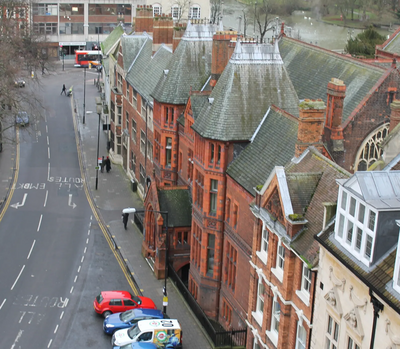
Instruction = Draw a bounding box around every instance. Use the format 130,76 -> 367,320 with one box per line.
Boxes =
16,111 -> 29,126
15,78 -> 26,88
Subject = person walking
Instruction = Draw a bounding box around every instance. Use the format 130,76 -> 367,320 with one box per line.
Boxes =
61,84 -> 66,95
122,213 -> 129,230
105,156 -> 111,173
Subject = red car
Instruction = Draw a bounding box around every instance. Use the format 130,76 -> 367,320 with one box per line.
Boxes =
94,291 -> 157,318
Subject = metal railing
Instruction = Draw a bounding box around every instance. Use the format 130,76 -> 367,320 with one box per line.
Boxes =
168,265 -> 246,348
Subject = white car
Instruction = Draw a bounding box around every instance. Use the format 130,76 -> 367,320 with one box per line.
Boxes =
16,111 -> 29,126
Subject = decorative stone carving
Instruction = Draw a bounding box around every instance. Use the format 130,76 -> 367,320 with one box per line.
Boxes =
324,287 -> 343,317
344,308 -> 364,340
386,319 -> 400,346
329,266 -> 346,292
349,285 -> 368,314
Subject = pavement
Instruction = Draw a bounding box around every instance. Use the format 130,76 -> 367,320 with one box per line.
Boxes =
0,61 -> 212,348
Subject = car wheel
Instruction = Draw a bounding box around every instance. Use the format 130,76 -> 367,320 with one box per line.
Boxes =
103,311 -> 112,318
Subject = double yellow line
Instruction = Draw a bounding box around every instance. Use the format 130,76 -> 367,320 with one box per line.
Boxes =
70,99 -> 140,296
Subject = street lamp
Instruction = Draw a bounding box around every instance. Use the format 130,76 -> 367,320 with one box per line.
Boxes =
96,104 -> 102,190
123,207 -> 169,315
83,67 -> 87,124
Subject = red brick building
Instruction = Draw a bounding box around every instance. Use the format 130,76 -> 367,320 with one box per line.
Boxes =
246,146 -> 350,349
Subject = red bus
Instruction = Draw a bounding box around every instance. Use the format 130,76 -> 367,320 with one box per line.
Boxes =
74,50 -> 102,68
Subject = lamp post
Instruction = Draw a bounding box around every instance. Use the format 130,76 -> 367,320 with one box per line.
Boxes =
97,26 -> 101,88
96,105 -> 102,190
83,67 -> 86,124
123,207 -> 169,315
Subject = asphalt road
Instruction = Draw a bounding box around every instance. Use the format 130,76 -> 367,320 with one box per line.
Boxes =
0,68 -> 131,349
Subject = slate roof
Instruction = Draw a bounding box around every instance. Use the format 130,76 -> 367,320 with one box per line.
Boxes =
101,24 -> 125,56
278,37 -> 386,124
151,22 -> 218,105
285,147 -> 351,267
158,189 -> 192,227
317,223 -> 400,314
381,27 -> 400,54
121,35 -> 147,74
190,94 -> 209,121
192,41 -> 300,141
226,107 -> 298,196
124,35 -> 173,104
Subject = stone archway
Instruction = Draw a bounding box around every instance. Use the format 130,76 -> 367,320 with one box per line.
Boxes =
354,123 -> 389,171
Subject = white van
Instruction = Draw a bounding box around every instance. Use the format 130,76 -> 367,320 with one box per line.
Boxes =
112,319 -> 182,348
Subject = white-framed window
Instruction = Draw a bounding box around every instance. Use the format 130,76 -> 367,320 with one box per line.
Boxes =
296,322 -> 307,349
325,315 -> 339,349
147,140 -> 153,162
252,278 -> 264,326
140,130 -> 146,155
153,4 -> 162,16
296,263 -> 312,305
189,5 -> 201,19
166,137 -> 172,167
266,297 -> 280,346
335,187 -> 376,266
256,226 -> 269,265
131,119 -> 137,143
210,179 -> 218,215
271,238 -> 285,282
171,5 -> 181,20
346,335 -> 360,349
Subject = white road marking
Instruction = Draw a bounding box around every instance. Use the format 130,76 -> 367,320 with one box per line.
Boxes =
18,311 -> 26,323
44,190 -> 48,207
11,265 -> 25,290
77,266 -> 81,273
47,136 -> 49,145
27,240 -> 36,259
46,125 -> 48,133
48,147 -> 50,159
54,324 -> 58,333
47,339 -> 52,348
68,194 -> 76,209
37,215 -> 43,232
60,311 -> 64,319
84,247 -> 87,254
10,193 -> 27,209
81,256 -> 84,263
0,299 -> 6,309
70,286 -> 74,294
10,329 -> 23,349
48,163 -> 51,181
86,238 -> 89,244
74,275 -> 77,283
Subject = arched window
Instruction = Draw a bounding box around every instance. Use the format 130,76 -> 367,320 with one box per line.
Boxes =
354,123 -> 389,171
152,4 -> 161,17
171,5 -> 181,20
189,5 -> 201,19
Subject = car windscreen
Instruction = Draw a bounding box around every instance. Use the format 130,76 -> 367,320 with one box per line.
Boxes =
131,295 -> 141,305
127,324 -> 140,339
120,309 -> 135,322
96,294 -> 103,304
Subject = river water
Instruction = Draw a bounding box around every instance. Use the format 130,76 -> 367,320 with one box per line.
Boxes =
221,0 -> 393,51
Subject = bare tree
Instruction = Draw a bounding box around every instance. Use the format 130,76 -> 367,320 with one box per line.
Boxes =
210,0 -> 222,24
170,0 -> 191,24
0,0 -> 48,143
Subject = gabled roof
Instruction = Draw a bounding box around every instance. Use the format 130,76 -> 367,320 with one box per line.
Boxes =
158,188 -> 192,227
151,22 -> 218,105
285,147 -> 351,266
125,35 -> 173,104
192,41 -> 299,141
190,94 -> 209,120
381,26 -> 400,54
121,34 -> 148,74
338,171 -> 400,209
101,24 -> 125,56
226,107 -> 298,195
278,37 -> 386,124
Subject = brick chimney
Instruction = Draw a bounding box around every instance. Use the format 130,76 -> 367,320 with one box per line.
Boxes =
324,78 -> 346,152
295,99 -> 326,157
153,14 -> 173,53
210,30 -> 237,87
173,24 -> 186,52
390,99 -> 400,132
135,5 -> 153,34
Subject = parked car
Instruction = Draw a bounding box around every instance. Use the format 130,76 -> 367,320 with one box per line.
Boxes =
104,308 -> 165,335
112,319 -> 182,349
14,78 -> 25,88
16,111 -> 29,126
94,291 -> 156,318
113,342 -> 157,349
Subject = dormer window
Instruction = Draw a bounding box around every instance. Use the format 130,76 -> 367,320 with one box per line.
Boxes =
335,188 -> 376,267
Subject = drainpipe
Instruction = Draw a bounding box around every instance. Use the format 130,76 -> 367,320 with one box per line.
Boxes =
369,289 -> 384,349
307,270 -> 318,349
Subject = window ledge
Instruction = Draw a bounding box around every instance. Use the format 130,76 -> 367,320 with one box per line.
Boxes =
266,329 -> 278,347
271,267 -> 283,283
251,311 -> 263,327
296,289 -> 310,306
256,251 -> 267,265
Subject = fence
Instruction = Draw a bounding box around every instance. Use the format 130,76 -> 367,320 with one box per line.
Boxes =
168,265 -> 247,348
